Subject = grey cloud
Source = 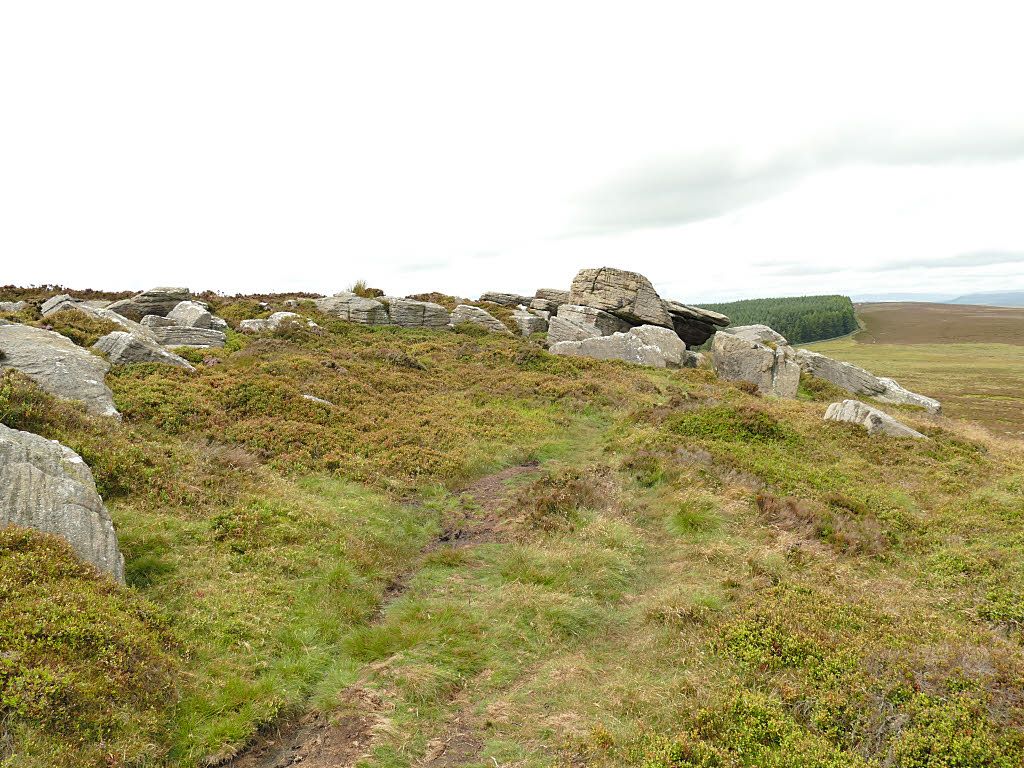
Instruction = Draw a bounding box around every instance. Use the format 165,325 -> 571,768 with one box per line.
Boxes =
759,250 -> 1024,277
573,126 -> 1024,236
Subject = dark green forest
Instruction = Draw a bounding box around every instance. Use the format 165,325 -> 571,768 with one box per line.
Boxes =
704,295 -> 858,344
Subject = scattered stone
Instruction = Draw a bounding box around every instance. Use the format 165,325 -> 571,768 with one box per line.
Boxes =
546,304 -> 632,345
479,292 -> 532,307
151,326 -> 227,348
550,325 -> 687,368
450,305 -> 512,334
712,331 -> 800,398
314,293 -> 391,324
0,323 -> 119,417
663,301 -> 731,347
0,424 -> 125,581
569,267 -> 674,327
796,350 -> 941,414
384,298 -> 450,328
0,300 -> 28,313
513,310 -> 548,336
302,393 -> 334,406
824,399 -> 927,438
167,300 -> 213,329
107,287 -> 191,321
725,324 -> 788,346
93,331 -> 195,370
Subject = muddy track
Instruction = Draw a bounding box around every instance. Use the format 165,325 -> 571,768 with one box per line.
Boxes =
216,462 -> 542,768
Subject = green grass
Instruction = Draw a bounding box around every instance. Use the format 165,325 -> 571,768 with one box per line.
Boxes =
2,293 -> 1024,767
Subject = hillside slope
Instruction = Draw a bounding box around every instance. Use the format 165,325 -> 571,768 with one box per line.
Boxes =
1,296 -> 1023,767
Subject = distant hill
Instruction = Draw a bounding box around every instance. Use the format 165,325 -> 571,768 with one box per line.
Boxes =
703,294 -> 857,345
948,290 -> 1024,307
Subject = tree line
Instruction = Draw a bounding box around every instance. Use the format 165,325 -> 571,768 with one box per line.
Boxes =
704,294 -> 858,345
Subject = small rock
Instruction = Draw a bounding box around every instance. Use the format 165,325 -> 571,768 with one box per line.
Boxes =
824,399 -> 927,439
513,310 -> 548,336
302,393 -> 334,406
167,300 -> 214,329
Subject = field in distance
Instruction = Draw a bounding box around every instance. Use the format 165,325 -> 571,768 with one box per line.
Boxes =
809,302 -> 1024,436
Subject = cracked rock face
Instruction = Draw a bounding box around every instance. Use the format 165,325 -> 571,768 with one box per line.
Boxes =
568,267 -> 673,328
0,323 -> 119,417
725,325 -> 789,346
549,324 -> 687,368
93,331 -> 196,370
315,293 -> 392,325
824,400 -> 927,439
449,305 -> 512,334
711,331 -> 800,398
0,424 -> 125,581
546,304 -> 633,345
384,298 -> 451,329
107,288 -> 192,321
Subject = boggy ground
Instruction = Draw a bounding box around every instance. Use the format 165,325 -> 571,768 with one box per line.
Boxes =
1,295 -> 1024,767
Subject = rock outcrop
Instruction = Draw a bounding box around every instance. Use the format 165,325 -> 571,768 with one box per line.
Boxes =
480,292 -> 531,307
712,330 -> 800,398
663,302 -> 731,347
151,326 -> 227,348
796,350 -> 941,414
550,325 -> 687,368
530,289 -> 570,315
450,305 -> 512,334
93,331 -> 196,370
238,311 -> 313,333
568,267 -> 673,328
107,287 -> 191,321
513,310 -> 548,336
0,300 -> 28,313
546,304 -> 633,345
43,300 -> 157,339
0,323 -> 119,417
385,298 -> 451,329
824,400 -> 927,439
725,324 -> 789,346
167,300 -> 214,329
315,293 -> 391,324
0,424 -> 125,581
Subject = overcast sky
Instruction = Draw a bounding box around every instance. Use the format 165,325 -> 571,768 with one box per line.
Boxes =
3,1 -> 1024,302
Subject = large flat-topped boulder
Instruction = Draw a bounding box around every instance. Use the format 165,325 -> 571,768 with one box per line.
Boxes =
450,305 -> 512,334
0,424 -> 125,581
315,293 -> 391,324
550,325 -> 687,368
167,300 -> 214,329
725,324 -> 789,346
385,298 -> 450,328
824,400 -> 927,439
93,331 -> 195,370
0,323 -> 118,417
107,288 -> 191,321
796,350 -> 941,414
664,301 -> 731,347
546,304 -> 633,345
479,292 -> 531,307
712,331 -> 799,398
568,267 -> 673,328
151,326 -> 226,348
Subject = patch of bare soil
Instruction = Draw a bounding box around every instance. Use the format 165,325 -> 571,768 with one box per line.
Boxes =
217,689 -> 383,768
416,714 -> 484,767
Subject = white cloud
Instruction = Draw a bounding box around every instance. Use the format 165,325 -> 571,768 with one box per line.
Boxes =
1,1 -> 1023,300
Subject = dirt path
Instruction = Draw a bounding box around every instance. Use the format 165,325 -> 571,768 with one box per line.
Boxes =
217,462 -> 542,768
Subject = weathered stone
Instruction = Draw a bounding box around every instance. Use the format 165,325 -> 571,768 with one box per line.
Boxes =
450,305 -> 512,334
529,297 -> 560,314
238,311 -> 315,334
209,316 -> 229,332
725,324 -> 788,346
480,292 -> 532,307
93,331 -> 195,370
107,288 -> 191,321
167,300 -> 213,329
314,293 -> 391,324
0,323 -> 118,417
550,325 -> 687,368
824,400 -> 927,439
0,300 -> 28,313
568,267 -> 673,327
712,332 -> 799,398
535,288 -> 571,304
384,298 -> 450,328
663,301 -> 730,347
796,350 -> 941,414
141,315 -> 177,328
151,326 -> 226,348
0,424 -> 125,580
513,310 -> 548,336
302,393 -> 333,406
876,378 -> 942,414
47,302 -> 157,340
41,294 -> 78,316
546,304 -> 632,345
